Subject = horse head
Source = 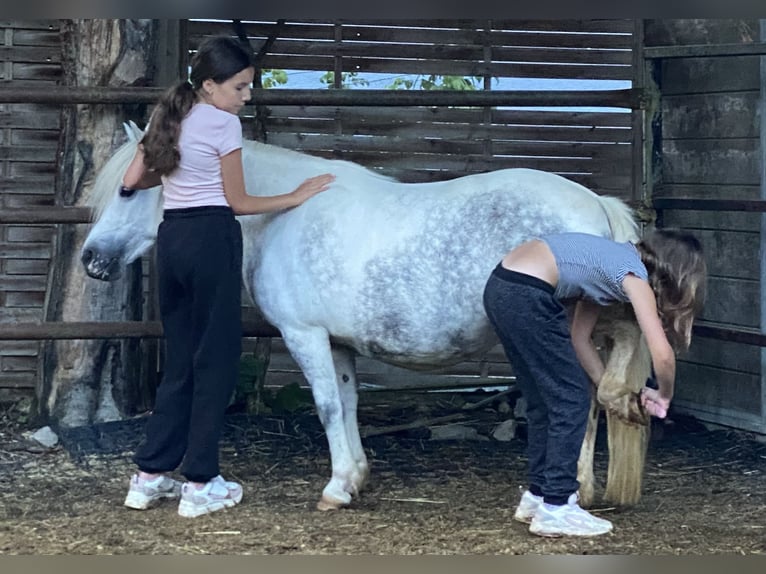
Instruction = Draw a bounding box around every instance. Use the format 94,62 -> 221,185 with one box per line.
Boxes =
80,122 -> 163,281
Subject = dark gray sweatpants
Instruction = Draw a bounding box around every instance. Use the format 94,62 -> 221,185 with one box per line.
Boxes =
134,206 -> 243,483
483,264 -> 591,505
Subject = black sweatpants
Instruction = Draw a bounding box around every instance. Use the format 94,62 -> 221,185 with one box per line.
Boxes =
483,264 -> 591,505
134,206 -> 243,483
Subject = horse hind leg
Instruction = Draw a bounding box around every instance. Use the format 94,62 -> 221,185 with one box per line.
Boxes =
281,328 -> 359,511
332,347 -> 370,493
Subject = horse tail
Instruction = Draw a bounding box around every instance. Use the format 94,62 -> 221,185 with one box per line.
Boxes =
597,194 -> 640,243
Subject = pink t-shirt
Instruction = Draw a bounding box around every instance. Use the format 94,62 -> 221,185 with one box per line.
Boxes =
161,103 -> 243,209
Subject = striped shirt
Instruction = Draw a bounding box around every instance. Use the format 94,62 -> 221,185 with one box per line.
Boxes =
541,232 -> 648,305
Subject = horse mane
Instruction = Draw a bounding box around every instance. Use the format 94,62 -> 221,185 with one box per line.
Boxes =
88,139 -> 138,219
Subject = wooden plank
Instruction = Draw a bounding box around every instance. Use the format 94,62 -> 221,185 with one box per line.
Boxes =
6,225 -> 54,242
0,85 -> 643,108
0,275 -> 47,290
266,132 -> 632,159
1,355 -> 36,371
675,362 -> 761,416
9,62 -> 61,81
653,198 -> 766,212
0,308 -> 42,322
189,19 -> 634,45
644,19 -> 760,47
257,54 -> 634,81
0,207 -> 91,224
11,130 -> 59,146
662,138 -> 759,185
0,243 -> 50,258
266,117 -> 633,143
289,148 -> 630,176
660,56 -> 760,95
12,28 -> 61,46
645,43 -> 766,59
0,341 -> 39,356
0,110 -> 60,129
662,92 -> 760,139
0,145 -> 56,162
654,183 -> 760,200
661,210 -> 760,233
699,277 -> 759,327
684,336 -> 760,374
9,163 -> 56,176
4,259 -> 48,275
264,105 -> 634,128
0,45 -> 61,63
692,229 -> 759,280
0,20 -> 59,31
0,372 -> 36,389
240,38 -> 633,66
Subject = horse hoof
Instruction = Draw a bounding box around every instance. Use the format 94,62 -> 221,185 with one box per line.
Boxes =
316,495 -> 348,511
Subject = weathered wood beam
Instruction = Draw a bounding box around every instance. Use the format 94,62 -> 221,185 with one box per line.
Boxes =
653,198 -> 766,212
645,42 -> 766,59
0,86 -> 647,109
0,207 -> 92,224
0,319 -> 281,340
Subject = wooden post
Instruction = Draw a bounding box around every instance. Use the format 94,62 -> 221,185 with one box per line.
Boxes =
37,20 -> 161,427
759,19 -> 766,433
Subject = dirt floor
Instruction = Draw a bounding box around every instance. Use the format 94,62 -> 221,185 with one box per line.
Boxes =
1,389 -> 765,555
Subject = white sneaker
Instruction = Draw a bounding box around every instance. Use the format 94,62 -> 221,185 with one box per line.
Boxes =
513,490 -> 543,524
124,474 -> 182,510
529,493 -> 613,537
177,475 -> 243,518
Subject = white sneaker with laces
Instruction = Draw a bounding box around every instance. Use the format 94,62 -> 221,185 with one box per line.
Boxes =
529,493 -> 613,537
513,490 -> 543,524
124,474 -> 182,510
178,475 -> 243,518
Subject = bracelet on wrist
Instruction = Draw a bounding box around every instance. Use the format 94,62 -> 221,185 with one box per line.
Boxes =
119,185 -> 136,198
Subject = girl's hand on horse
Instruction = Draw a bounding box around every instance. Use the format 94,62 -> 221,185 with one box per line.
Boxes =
640,387 -> 670,419
293,173 -> 335,204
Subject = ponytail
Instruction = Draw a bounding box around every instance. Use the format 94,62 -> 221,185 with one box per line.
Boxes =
141,81 -> 196,176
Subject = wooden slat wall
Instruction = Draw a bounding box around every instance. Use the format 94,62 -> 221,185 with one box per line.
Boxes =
645,19 -> 766,432
188,19 -> 637,197
186,19 -> 638,392
0,20 -> 60,398
1,19 -> 640,401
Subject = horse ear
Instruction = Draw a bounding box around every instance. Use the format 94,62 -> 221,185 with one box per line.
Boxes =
122,121 -> 145,143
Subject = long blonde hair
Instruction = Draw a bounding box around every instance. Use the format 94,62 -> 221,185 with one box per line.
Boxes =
636,228 -> 707,351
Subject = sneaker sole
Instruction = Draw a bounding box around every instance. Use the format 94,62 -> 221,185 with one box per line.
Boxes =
513,512 -> 534,525
178,497 -> 240,518
124,491 -> 179,510
530,525 -> 613,538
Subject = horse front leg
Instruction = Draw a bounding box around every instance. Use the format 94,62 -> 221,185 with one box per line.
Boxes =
282,328 -> 361,511
597,319 -> 652,507
332,347 -> 370,493
576,393 -> 600,508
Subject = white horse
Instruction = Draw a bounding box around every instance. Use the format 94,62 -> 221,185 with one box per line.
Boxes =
81,122 -> 651,510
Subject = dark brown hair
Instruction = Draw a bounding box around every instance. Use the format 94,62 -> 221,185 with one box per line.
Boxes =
636,228 -> 707,351
141,35 -> 253,175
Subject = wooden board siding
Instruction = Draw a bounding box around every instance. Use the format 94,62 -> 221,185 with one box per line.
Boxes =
644,18 -> 765,433
187,19 -> 640,393
2,19 -> 639,402
189,19 -> 638,201
0,20 -> 60,397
